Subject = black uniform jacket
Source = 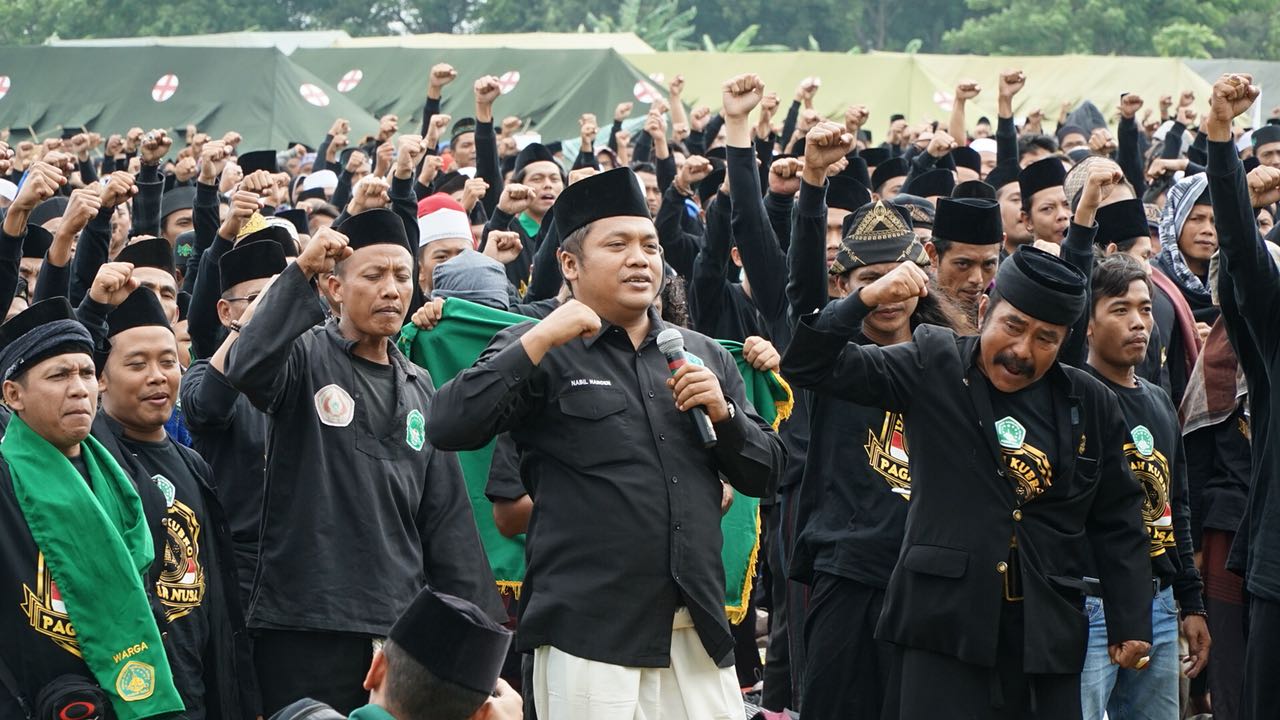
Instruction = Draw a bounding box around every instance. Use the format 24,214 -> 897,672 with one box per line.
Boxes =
781,292 -> 1152,673
226,262 -> 504,634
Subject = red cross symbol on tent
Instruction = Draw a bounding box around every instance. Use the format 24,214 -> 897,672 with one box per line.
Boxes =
0,76 -> 11,101
300,83 -> 331,107
633,80 -> 661,104
152,74 -> 180,103
497,71 -> 521,95
337,69 -> 363,93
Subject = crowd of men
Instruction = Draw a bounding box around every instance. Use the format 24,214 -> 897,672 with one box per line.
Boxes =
0,56 -> 1278,720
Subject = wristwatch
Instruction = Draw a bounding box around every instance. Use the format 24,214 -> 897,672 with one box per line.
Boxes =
723,400 -> 736,421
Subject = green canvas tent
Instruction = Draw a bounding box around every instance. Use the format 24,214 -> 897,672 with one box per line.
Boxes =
291,47 -> 656,143
0,46 -> 379,151
626,51 -> 1215,140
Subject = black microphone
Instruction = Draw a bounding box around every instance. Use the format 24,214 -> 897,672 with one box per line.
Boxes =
657,328 -> 718,448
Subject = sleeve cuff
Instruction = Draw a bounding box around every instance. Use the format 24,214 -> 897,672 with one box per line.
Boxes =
816,290 -> 871,335
797,180 -> 827,217
491,334 -> 537,387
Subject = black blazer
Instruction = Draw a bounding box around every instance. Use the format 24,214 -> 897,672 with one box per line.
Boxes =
782,302 -> 1153,673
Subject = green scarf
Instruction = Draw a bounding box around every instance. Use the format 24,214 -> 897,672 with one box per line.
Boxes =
349,703 -> 398,720
399,299 -> 793,623
3,416 -> 183,719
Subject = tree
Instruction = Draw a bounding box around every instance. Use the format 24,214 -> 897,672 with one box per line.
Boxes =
585,0 -> 698,51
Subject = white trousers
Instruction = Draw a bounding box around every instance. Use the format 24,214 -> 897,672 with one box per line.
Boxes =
532,608 -> 741,720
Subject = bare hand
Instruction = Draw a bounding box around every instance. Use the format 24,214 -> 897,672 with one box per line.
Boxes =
955,81 -> 981,101
1089,128 -> 1117,156
377,114 -> 399,142
428,63 -> 457,91
999,70 -> 1026,99
297,226 -> 352,277
1119,93 -> 1143,120
139,129 -> 172,164
859,261 -> 930,307
1108,640 -> 1153,670
460,177 -> 489,212
927,129 -> 957,158
522,298 -> 602,360
411,297 -> 447,330
615,102 -> 634,122
667,362 -> 730,423
722,73 -> 765,120
198,140 -> 230,184
474,76 -> 502,106
11,161 -> 66,211
803,121 -> 855,181
483,230 -> 523,265
1182,615 -> 1211,679
57,186 -> 102,240
743,335 -> 781,372
220,190 -> 261,239
100,171 -> 138,208
498,183 -> 534,215
769,157 -> 804,196
88,262 -> 139,306
1247,164 -> 1280,208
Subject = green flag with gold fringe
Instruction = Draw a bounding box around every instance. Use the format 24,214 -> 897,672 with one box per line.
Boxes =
399,299 -> 792,623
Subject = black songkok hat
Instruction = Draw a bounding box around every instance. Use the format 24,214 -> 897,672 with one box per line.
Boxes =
826,176 -> 872,213
160,186 -> 196,221
219,239 -> 287,294
985,164 -> 1020,191
837,153 -> 871,189
951,146 -> 982,173
1244,156 -> 1261,174
97,287 -> 171,373
952,180 -> 996,200
335,208 -> 411,255
177,291 -> 190,323
275,208 -> 310,238
0,298 -> 92,381
553,167 -> 650,239
891,194 -> 935,229
22,225 -> 53,260
388,586 -> 513,695
859,147 -> 890,168
903,168 -> 955,199
697,167 -> 726,207
995,245 -> 1087,326
933,197 -> 1002,245
115,237 -> 176,275
512,143 -> 560,182
1018,157 -> 1067,203
237,149 -> 279,176
1094,199 -> 1151,248
106,287 -> 170,338
1253,124 -> 1280,149
871,157 -> 909,192
830,201 -> 929,276
451,117 -> 477,143
296,187 -> 327,202
546,140 -> 563,155
29,196 -> 69,229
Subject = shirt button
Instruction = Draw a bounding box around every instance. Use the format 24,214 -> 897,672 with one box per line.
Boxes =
648,391 -> 655,398
659,433 -> 666,441
1012,510 -> 1023,521
671,476 -> 678,484
674,523 -> 681,531
996,562 -> 1009,574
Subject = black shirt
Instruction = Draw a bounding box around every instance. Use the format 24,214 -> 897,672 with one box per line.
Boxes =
1185,407 -> 1251,543
351,355 -> 397,439
425,308 -> 784,668
179,360 -> 268,608
0,463 -> 98,718
989,378 -> 1058,506
791,331 -> 911,589
121,435 -> 211,720
1088,372 -> 1204,613
226,263 -> 504,633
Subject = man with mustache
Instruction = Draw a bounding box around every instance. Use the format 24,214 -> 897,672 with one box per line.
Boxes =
1079,254 -> 1209,720
224,210 -> 503,715
782,243 -> 1152,719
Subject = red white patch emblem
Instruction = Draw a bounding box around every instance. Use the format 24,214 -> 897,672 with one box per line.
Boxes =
337,69 -> 363,93
933,90 -> 954,113
314,384 -> 354,427
300,83 -> 331,107
152,74 -> 179,103
0,76 -> 11,100
498,71 -> 521,95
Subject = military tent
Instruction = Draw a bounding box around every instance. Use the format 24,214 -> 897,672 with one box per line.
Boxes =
290,47 -> 656,143
0,46 -> 379,151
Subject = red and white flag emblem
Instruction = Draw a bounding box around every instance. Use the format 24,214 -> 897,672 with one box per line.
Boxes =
497,71 -> 521,95
337,69 -> 363,93
300,83 -> 331,107
152,74 -> 180,103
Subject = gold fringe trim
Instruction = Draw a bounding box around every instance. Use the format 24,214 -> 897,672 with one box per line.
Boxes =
496,580 -> 523,600
768,371 -> 795,430
724,507 -> 762,625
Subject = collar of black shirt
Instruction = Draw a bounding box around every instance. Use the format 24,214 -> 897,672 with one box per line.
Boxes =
324,317 -> 420,381
581,305 -> 665,350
